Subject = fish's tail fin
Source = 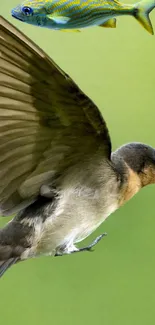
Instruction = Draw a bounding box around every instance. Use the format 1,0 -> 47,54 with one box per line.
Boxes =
133,0 -> 155,34
0,257 -> 19,278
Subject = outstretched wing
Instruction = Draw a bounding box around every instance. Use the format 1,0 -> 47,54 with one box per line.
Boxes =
0,15 -> 111,216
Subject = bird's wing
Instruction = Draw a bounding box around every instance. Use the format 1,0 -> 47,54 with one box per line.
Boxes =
0,15 -> 111,216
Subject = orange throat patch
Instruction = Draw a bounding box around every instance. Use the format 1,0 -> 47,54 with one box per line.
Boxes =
140,165 -> 155,187
118,165 -> 142,207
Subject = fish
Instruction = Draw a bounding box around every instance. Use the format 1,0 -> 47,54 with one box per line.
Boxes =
11,0 -> 155,34
1,15 -> 155,277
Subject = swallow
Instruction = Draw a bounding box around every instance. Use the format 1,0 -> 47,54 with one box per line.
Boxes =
0,15 -> 155,278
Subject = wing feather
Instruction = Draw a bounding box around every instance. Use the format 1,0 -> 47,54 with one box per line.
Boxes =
0,15 -> 111,216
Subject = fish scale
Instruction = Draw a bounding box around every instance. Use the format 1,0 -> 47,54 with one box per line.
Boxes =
45,0 -> 116,28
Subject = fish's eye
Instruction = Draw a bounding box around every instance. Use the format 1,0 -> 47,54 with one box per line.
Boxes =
22,6 -> 33,15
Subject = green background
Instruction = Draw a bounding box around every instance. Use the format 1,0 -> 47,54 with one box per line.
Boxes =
1,1 -> 155,324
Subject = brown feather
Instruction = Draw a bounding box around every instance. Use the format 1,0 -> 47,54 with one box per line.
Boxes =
0,15 -> 111,216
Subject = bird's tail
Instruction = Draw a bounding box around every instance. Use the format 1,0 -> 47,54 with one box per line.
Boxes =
0,222 -> 24,278
0,258 -> 19,278
133,0 -> 155,34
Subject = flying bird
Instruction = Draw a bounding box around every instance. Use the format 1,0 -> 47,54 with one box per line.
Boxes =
0,15 -> 155,278
11,0 -> 155,34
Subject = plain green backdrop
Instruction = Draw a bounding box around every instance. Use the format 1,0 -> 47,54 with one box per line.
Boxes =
0,1 -> 155,324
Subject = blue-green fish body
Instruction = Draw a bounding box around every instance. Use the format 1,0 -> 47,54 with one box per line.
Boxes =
11,0 -> 155,34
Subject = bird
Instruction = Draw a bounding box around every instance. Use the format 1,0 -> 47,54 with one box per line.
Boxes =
0,15 -> 155,278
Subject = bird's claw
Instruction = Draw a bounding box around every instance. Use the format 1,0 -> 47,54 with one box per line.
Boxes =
77,233 -> 107,253
54,233 -> 107,257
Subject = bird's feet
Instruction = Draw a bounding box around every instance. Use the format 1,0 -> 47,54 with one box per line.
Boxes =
73,233 -> 107,253
55,233 -> 107,256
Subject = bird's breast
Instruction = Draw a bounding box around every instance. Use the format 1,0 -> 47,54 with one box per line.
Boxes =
74,200 -> 118,243
33,195 -> 118,256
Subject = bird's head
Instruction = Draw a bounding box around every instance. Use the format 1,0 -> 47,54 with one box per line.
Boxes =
112,143 -> 155,206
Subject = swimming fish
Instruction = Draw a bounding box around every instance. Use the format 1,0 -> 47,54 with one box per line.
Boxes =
11,0 -> 155,34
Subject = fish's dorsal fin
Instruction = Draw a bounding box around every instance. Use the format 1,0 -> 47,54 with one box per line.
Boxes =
99,18 -> 116,28
47,15 -> 70,24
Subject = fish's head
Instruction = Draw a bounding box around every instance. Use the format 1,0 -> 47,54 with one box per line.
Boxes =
11,1 -> 52,27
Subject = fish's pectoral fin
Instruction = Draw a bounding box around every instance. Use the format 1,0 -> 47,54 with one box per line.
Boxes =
60,29 -> 81,32
47,15 -> 70,24
99,18 -> 117,28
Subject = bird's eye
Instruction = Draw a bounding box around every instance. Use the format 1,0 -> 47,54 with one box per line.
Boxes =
22,6 -> 33,15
